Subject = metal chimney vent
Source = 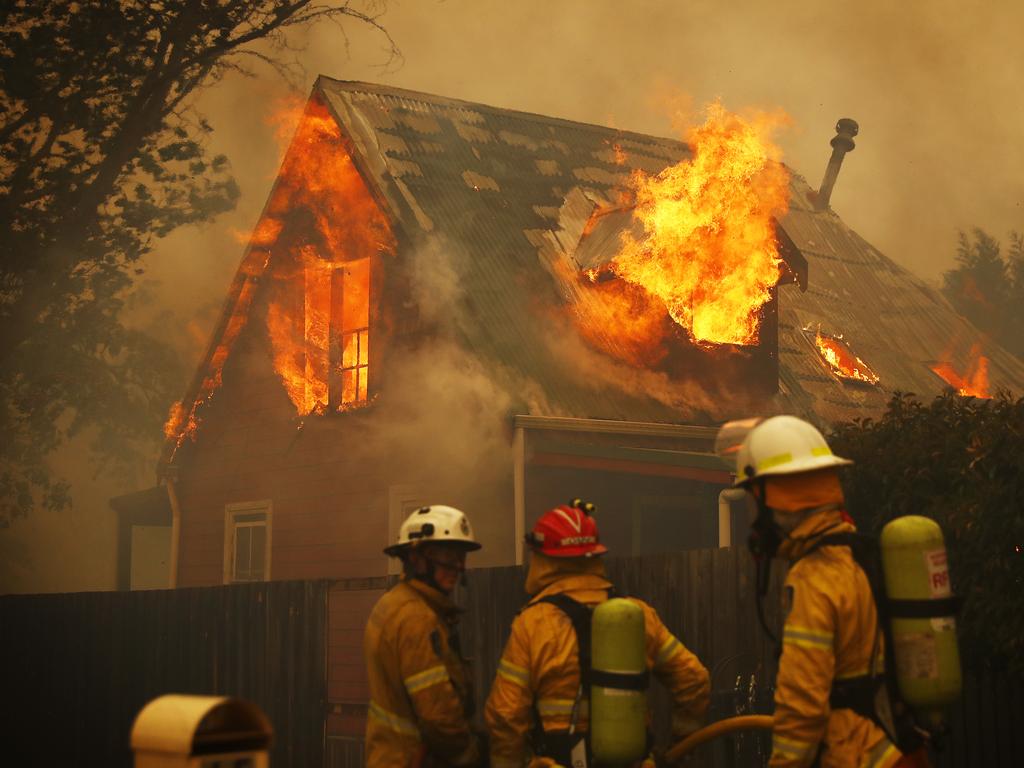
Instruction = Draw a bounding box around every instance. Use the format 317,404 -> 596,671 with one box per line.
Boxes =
815,118 -> 859,211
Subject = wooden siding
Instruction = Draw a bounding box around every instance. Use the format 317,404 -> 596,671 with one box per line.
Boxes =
173,327 -> 393,586
1,580 -> 328,768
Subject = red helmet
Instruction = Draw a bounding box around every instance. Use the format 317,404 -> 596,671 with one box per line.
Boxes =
526,499 -> 607,558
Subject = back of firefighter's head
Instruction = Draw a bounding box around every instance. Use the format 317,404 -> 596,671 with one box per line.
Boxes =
731,415 -> 851,556
525,498 -> 608,561
384,505 -> 481,594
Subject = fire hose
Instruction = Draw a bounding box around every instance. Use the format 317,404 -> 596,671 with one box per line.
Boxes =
664,714 -> 774,763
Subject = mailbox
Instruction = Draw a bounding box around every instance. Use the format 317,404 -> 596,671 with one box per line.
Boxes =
131,694 -> 273,768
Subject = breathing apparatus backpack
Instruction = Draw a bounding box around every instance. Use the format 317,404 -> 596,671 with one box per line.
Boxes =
528,592 -> 649,768
799,515 -> 962,754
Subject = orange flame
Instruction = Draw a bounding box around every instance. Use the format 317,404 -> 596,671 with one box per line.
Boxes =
605,102 -> 790,347
163,402 -> 184,440
931,344 -> 990,397
814,330 -> 880,385
162,97 -> 394,451
260,97 -> 393,415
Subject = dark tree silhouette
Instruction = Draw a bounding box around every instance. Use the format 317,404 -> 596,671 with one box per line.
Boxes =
0,1 -> 397,525
942,228 -> 1024,358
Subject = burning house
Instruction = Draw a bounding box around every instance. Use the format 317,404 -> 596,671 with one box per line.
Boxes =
111,78 -> 1021,737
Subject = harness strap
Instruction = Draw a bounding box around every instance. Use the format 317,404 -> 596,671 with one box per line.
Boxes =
590,668 -> 650,691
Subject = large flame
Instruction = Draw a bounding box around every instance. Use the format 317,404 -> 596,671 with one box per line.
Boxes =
606,102 -> 790,347
163,97 -> 394,450
813,330 -> 880,385
261,98 -> 392,415
931,344 -> 990,398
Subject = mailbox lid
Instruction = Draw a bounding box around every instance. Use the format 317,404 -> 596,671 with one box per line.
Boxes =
131,695 -> 272,756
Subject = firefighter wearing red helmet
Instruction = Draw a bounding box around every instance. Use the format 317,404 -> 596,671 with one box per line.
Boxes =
364,505 -> 484,768
485,500 -> 710,768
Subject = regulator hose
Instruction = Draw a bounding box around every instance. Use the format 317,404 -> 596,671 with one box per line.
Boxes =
665,715 -> 774,762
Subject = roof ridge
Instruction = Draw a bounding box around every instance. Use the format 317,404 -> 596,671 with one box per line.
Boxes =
315,76 -> 688,152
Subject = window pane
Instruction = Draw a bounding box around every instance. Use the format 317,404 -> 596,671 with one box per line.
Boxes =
250,526 -> 267,580
341,258 -> 370,331
235,527 -> 252,579
342,368 -> 357,403
342,332 -> 359,369
359,331 -> 369,366
358,366 -> 368,401
235,512 -> 267,524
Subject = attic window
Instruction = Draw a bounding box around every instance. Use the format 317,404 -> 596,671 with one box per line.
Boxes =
337,258 -> 370,405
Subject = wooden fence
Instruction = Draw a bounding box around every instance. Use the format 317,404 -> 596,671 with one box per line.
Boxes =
1,580 -> 329,768
3,549 -> 1021,767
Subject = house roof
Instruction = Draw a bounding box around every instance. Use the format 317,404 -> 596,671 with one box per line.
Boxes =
160,78 -> 1024,468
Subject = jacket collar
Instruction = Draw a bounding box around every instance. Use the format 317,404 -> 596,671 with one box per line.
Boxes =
403,576 -> 461,618
528,571 -> 614,605
775,507 -> 854,561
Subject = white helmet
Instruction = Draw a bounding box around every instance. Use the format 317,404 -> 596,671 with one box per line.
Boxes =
384,505 -> 481,557
732,415 -> 852,487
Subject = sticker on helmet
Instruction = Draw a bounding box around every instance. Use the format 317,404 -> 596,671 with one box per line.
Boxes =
460,517 -> 470,535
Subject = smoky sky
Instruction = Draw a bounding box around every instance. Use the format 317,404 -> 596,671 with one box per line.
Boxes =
3,0 -> 1021,593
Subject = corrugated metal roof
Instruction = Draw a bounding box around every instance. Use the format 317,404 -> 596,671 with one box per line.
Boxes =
163,78 -> 1024,463
317,78 -> 1022,427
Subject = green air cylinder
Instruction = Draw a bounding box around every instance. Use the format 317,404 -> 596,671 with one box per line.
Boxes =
880,515 -> 962,722
590,598 -> 647,765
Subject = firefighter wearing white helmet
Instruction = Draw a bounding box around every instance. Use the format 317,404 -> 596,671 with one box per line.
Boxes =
724,415 -> 930,768
364,505 -> 484,767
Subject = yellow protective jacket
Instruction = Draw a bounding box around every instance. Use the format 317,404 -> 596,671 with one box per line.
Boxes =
364,577 -> 480,768
484,556 -> 710,768
770,508 -> 902,768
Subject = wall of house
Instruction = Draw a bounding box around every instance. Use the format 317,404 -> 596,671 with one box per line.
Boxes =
173,324 -> 519,587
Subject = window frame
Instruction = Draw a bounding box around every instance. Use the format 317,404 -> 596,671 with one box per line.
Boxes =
223,500 -> 273,584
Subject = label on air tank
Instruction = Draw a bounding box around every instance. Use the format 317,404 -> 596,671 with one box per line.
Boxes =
894,632 -> 939,680
924,549 -> 956,631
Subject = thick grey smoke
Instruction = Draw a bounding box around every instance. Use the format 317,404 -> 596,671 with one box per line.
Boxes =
6,0 -> 1021,593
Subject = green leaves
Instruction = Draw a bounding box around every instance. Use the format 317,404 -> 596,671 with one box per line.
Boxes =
830,392 -> 1024,681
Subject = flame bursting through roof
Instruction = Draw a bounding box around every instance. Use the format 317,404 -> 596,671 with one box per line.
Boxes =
931,344 -> 990,398
814,330 -> 880,385
603,103 -> 790,348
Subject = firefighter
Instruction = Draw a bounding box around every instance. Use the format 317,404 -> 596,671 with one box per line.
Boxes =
485,500 -> 710,768
731,415 -> 929,768
364,505 -> 484,767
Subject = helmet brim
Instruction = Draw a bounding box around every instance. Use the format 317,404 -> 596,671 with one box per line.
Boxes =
384,539 -> 481,557
534,543 -> 608,558
734,454 -> 853,487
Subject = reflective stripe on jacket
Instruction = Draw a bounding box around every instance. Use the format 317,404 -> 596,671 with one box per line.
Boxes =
364,577 -> 479,767
484,556 -> 709,767
770,509 -> 902,768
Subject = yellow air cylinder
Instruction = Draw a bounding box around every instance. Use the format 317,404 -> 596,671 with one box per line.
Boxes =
880,515 -> 962,722
590,598 -> 647,765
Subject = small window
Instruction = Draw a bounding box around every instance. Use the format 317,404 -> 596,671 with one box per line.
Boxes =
337,258 -> 370,406
224,501 -> 272,583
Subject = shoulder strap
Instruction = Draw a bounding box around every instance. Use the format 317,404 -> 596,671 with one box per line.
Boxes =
538,593 -> 594,687
534,588 -> 615,687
